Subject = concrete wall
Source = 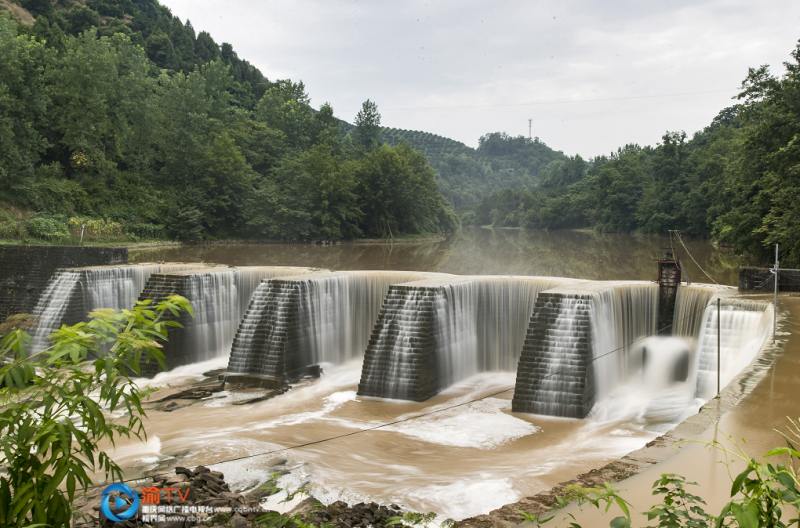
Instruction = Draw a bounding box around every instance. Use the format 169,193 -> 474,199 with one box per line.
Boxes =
739,267 -> 800,292
0,245 -> 128,323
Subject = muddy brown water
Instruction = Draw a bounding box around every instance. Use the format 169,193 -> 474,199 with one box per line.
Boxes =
129,227 -> 746,286
105,228 -> 788,522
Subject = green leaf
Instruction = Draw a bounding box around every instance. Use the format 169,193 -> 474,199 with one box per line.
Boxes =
609,516 -> 631,528
731,468 -> 751,497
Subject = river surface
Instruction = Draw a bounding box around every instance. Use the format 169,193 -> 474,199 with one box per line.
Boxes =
130,227 -> 746,286
106,228 -> 781,521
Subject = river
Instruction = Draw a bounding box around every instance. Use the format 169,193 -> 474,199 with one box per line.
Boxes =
102,227 -> 780,522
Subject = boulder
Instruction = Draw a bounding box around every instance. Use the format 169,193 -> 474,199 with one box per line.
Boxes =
165,474 -> 188,485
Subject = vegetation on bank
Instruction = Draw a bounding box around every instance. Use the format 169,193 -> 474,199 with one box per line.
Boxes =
0,2 -> 457,244
0,296 -> 193,527
464,38 -> 800,268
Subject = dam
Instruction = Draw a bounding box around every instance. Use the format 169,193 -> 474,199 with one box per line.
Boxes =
10,231 -> 780,520
27,261 -> 772,419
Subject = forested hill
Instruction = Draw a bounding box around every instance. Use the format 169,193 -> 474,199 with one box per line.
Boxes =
337,118 -> 569,209
2,0 -> 269,107
0,0 -> 458,242
465,38 -> 800,267
378,129 -> 567,209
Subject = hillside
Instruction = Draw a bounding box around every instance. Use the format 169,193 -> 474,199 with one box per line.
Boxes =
0,1 -> 458,243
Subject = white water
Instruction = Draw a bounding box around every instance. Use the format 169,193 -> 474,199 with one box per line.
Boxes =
99,274 -> 776,522
432,281 -> 479,390
473,277 -> 566,371
296,271 -> 443,366
177,267 -> 317,362
695,298 -> 772,399
590,283 -> 659,399
28,270 -> 81,355
28,263 -> 201,355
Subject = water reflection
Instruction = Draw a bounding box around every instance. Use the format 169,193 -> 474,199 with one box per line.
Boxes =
130,228 -> 747,285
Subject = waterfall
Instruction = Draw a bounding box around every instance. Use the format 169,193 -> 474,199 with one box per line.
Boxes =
590,283 -> 659,399
28,270 -> 81,355
672,285 -> 717,340
431,281 -> 479,390
360,276 -> 568,400
228,271 -> 443,380
473,277 -> 565,371
28,263 -> 202,355
695,298 -> 771,399
153,266 -> 317,365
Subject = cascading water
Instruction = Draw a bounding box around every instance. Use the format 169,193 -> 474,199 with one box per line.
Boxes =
28,270 -> 81,354
228,271 -> 443,381
590,283 -> 659,399
143,267 -> 317,370
431,281 -> 479,390
672,285 -> 716,340
472,277 -> 565,371
28,263 -> 202,355
359,286 -> 440,400
695,298 -> 771,399
360,277 -> 571,401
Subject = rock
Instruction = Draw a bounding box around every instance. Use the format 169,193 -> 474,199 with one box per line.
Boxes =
165,474 -> 189,485
210,471 -> 224,479
196,472 -> 223,486
204,487 -> 219,498
204,480 -> 224,494
202,498 -> 232,508
155,401 -> 178,412
175,467 -> 194,478
219,492 -> 243,502
193,466 -> 211,475
229,513 -> 249,527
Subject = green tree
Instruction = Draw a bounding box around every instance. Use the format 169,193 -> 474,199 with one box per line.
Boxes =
64,4 -> 100,36
145,29 -> 178,70
0,14 -> 53,196
201,131 -> 253,234
0,296 -> 193,527
354,99 -> 381,150
357,143 -> 458,237
46,29 -> 154,182
306,143 -> 362,240
245,154 -> 315,240
713,43 -> 800,266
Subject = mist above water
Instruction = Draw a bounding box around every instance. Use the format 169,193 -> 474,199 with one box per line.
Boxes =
129,227 -> 747,286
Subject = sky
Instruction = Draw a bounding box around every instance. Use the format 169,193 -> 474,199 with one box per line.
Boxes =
161,0 -> 800,157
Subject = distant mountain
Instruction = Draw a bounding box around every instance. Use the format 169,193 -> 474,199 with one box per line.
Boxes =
379,128 -> 568,209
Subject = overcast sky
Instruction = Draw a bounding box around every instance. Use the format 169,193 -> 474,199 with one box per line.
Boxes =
162,0 -> 799,157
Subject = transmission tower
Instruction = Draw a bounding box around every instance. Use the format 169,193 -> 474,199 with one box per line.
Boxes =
528,118 -> 532,140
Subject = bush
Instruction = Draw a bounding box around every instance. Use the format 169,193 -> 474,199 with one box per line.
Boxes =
24,216 -> 69,239
67,217 -> 124,238
0,222 -> 26,239
125,222 -> 167,240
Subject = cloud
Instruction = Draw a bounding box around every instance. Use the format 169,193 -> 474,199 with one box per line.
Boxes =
162,0 -> 800,156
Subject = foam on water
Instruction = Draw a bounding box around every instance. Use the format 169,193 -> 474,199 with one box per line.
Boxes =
134,357 -> 228,389
387,398 -> 539,449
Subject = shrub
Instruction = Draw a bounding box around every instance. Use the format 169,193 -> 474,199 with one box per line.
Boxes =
24,216 -> 69,239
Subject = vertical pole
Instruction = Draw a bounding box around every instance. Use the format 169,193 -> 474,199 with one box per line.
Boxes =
717,297 -> 721,398
774,244 -> 778,343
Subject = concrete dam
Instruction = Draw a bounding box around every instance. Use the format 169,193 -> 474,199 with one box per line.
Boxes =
27,263 -> 772,418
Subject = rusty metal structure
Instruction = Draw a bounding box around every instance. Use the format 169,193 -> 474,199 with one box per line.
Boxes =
654,249 -> 683,335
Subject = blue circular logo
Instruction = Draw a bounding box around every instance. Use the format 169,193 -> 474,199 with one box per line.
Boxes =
101,483 -> 140,522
